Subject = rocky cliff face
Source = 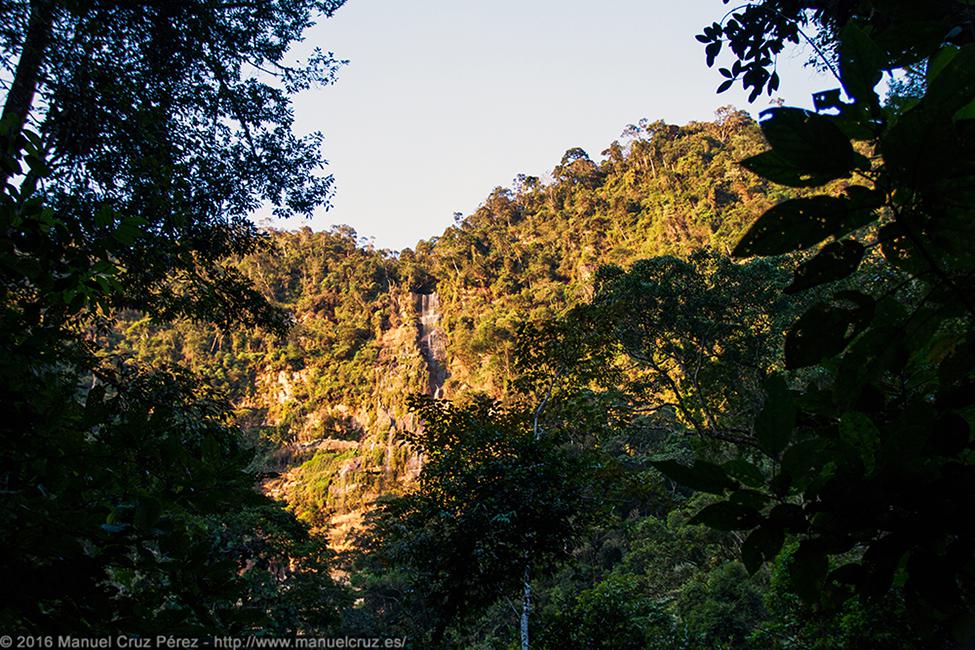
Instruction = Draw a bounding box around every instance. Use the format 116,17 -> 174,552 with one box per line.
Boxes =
251,286 -> 451,550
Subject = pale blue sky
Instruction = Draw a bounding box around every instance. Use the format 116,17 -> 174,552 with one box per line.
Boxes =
268,0 -> 833,250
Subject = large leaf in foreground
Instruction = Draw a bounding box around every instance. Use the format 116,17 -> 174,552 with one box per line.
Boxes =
733,197 -> 873,257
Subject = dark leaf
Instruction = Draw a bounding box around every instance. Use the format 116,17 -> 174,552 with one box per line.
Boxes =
706,41 -> 722,67
883,45 -> 975,186
742,525 -> 785,573
731,489 -> 770,509
829,563 -> 866,588
759,107 -> 855,175
929,412 -> 971,456
843,184 -> 884,209
921,44 -> 975,113
689,501 -> 762,531
723,458 -> 765,488
755,374 -> 795,456
908,551 -> 961,613
839,411 -> 879,474
651,459 -> 737,494
740,151 -> 838,187
862,534 -> 910,596
785,294 -> 875,368
768,503 -> 807,532
134,498 -> 162,532
878,222 -> 926,275
785,239 -> 865,294
732,196 -> 873,257
953,97 -> 975,123
791,541 -> 829,603
838,22 -> 885,102
928,45 -> 959,84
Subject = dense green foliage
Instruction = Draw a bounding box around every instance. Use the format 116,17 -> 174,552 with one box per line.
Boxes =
672,0 -> 975,640
5,0 -> 975,647
356,396 -> 598,646
98,109 -> 821,644
1,0 -> 349,635
0,120 -> 347,635
1,0 -> 344,326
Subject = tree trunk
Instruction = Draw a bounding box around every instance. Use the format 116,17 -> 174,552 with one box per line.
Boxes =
520,562 -> 531,650
1,0 -> 56,185
521,369 -> 560,650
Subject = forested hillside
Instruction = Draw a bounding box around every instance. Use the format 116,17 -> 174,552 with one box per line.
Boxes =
110,109 -> 797,544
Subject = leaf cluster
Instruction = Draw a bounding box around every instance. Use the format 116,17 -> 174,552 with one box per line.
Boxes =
677,3 -> 975,637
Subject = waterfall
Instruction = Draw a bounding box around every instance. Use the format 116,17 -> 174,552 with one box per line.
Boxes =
416,292 -> 448,398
